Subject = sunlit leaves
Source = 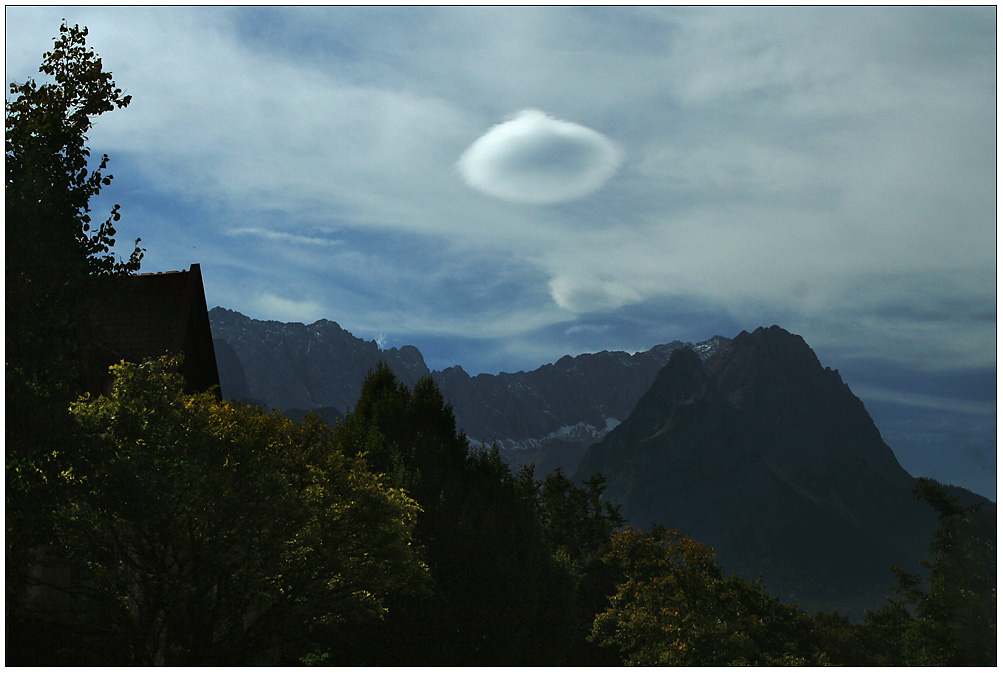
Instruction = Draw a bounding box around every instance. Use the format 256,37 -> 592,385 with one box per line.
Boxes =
6,19 -> 144,516
57,356 -> 425,665
590,527 -> 824,666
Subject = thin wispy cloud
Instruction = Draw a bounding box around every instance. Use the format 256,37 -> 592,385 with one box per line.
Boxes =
228,228 -> 344,247
548,274 -> 643,313
5,6 -> 991,373
5,6 -> 995,496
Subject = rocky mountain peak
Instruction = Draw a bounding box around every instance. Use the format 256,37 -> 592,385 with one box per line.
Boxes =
652,345 -> 705,393
707,325 -> 825,393
574,325 -> 935,614
208,308 -> 731,476
702,326 -> 904,480
208,307 -> 430,412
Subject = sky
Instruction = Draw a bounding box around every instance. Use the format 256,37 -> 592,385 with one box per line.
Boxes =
5,6 -> 996,499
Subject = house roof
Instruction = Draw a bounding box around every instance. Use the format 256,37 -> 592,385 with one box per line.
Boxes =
84,263 -> 220,396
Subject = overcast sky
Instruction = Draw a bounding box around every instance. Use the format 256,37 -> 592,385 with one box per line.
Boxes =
6,6 -> 996,498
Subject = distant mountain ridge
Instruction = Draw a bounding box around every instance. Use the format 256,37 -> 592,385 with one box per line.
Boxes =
209,310 -> 992,615
430,336 -> 729,473
209,308 -> 430,412
573,326 -> 988,614
208,307 -> 729,474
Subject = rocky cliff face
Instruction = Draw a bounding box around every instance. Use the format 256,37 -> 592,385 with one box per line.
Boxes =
207,313 -> 986,613
574,326 -> 946,615
208,307 -> 728,475
430,338 -> 729,470
209,307 -> 430,414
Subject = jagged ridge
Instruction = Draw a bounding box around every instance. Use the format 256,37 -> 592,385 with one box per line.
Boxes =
574,325 -> 952,615
208,307 -> 729,474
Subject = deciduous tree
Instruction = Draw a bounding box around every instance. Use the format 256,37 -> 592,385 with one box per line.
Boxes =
590,527 -> 824,666
6,20 -> 143,391
6,23 -> 144,619
42,357 -> 424,665
860,478 -> 996,666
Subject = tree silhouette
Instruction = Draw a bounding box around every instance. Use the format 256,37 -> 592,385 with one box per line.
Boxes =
36,357 -> 425,665
6,24 -> 145,650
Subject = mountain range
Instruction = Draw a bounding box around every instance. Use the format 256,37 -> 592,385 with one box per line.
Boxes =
574,326 -> 983,613
209,307 -> 728,475
208,308 -> 991,615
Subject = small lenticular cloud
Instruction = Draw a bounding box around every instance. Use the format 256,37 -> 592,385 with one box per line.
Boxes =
458,109 -> 623,204
549,274 -> 641,312
255,292 -> 325,324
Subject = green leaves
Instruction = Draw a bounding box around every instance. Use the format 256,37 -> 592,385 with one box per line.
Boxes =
6,20 -> 143,399
859,479 -> 997,666
590,527 -> 823,666
7,30 -> 148,649
55,356 -> 425,665
527,468 -> 624,567
320,365 -> 582,665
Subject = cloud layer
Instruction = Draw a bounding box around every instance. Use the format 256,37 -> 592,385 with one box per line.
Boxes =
457,109 -> 623,203
4,7 -> 994,378
6,6 -> 993,497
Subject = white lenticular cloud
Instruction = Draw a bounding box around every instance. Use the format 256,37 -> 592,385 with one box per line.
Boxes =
549,274 -> 642,313
458,109 -> 623,204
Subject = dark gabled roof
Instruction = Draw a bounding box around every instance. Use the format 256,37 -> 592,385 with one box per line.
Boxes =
84,263 -> 220,396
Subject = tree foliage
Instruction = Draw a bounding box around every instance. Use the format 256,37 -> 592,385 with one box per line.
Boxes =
6,23 -> 145,611
590,526 -> 825,666
6,20 -> 140,274
311,363 -> 581,665
857,478 -> 996,666
7,23 -> 996,669
28,356 -> 425,665
6,20 -> 143,391
513,466 -> 626,664
517,467 -> 624,568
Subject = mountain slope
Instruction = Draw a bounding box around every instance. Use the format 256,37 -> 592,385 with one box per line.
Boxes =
209,307 -> 431,413
208,307 -> 728,474
430,337 -> 728,471
573,326 -> 956,614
